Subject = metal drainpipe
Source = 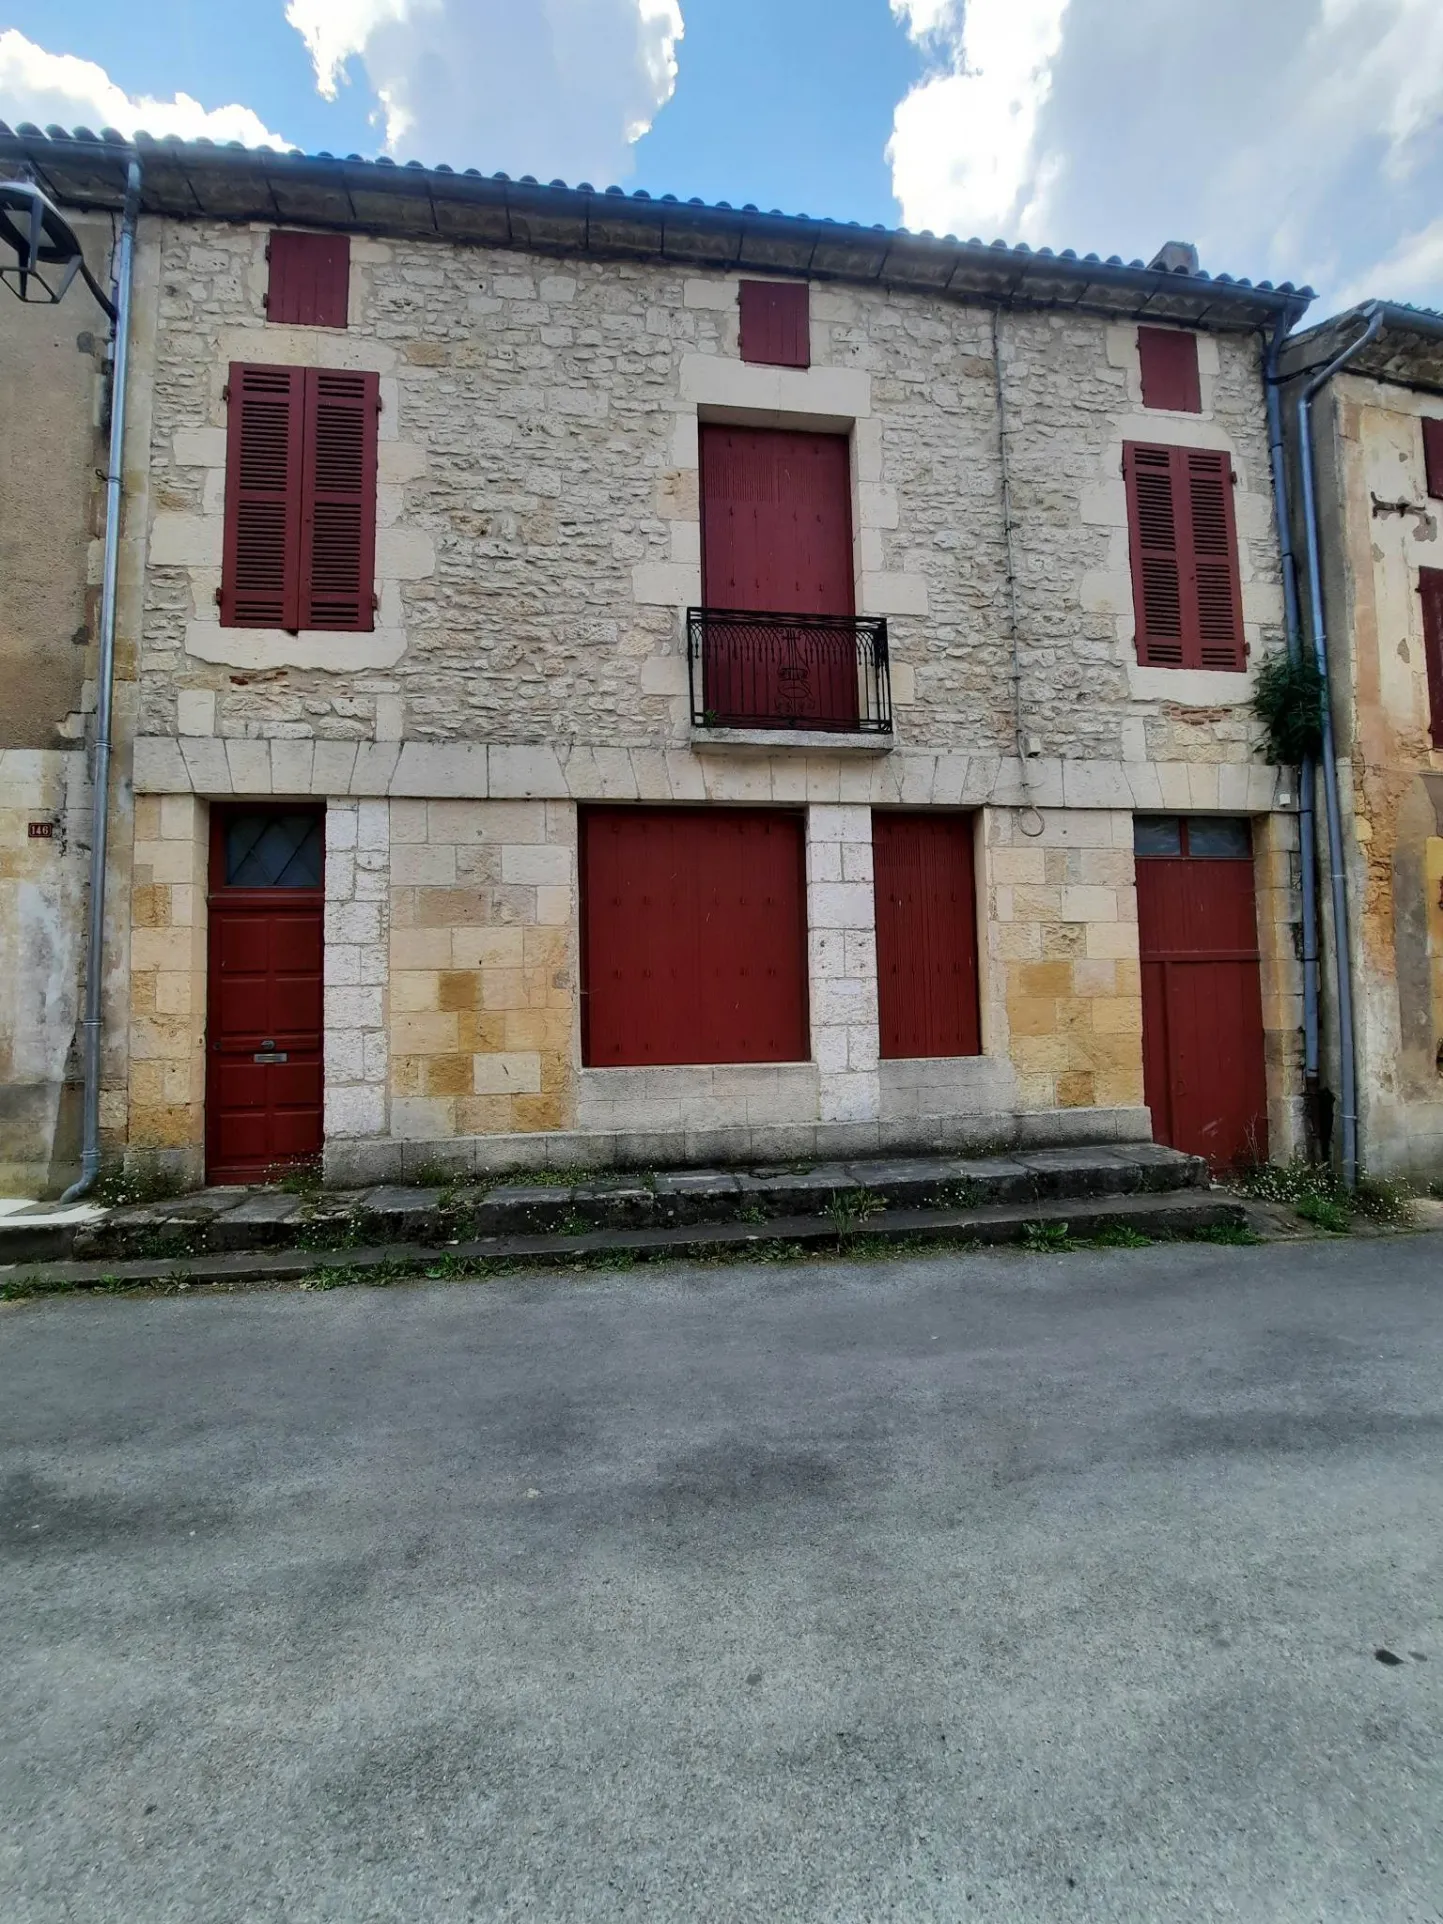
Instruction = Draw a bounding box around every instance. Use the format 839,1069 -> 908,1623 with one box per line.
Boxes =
1296,301 -> 1385,1190
62,159 -> 142,1204
990,307 -> 1044,836
1263,312 -> 1322,1132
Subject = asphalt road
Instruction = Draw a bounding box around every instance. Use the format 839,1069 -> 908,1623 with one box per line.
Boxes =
2,1236 -> 1441,1923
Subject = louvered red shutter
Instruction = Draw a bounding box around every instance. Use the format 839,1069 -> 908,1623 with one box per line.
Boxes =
1124,442 -> 1245,670
1185,448 -> 1246,670
1420,567 -> 1443,748
1124,443 -> 1187,666
220,363 -> 305,629
739,281 -> 810,368
1422,418 -> 1443,501
298,368 -> 378,631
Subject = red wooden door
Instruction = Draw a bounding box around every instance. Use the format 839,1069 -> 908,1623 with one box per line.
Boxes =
1136,816 -> 1268,1169
580,808 -> 808,1067
699,425 -> 857,726
206,808 -> 325,1183
874,813 -> 981,1058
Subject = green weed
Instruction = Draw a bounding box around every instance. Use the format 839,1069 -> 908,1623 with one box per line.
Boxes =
1296,1195 -> 1352,1234
1084,1224 -> 1153,1249
1021,1220 -> 1075,1253
1193,1221 -> 1263,1247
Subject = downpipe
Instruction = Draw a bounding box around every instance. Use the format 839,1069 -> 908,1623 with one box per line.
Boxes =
61,159 -> 141,1204
1263,313 -> 1323,1144
1296,302 -> 1385,1190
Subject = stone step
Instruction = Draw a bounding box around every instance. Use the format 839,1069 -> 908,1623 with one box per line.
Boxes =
2,1188 -> 1246,1297
0,1143 -> 1209,1268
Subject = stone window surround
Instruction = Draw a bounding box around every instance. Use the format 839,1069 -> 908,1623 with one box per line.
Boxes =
631,349 -> 930,714
151,320 -> 432,677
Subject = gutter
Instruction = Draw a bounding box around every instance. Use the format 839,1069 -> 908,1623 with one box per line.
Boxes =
1263,313 -> 1323,1142
61,158 -> 141,1203
1294,300 -> 1385,1189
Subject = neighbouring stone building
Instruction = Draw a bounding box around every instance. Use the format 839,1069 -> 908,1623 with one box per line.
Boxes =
1280,306 -> 1443,1182
0,206 -> 116,1192
0,131 -> 1314,1190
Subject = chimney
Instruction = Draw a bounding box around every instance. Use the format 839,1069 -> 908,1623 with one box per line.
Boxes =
1148,241 -> 1201,277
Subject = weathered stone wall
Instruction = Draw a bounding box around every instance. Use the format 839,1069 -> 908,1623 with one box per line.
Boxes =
127,791 -> 208,1184
1318,376 -> 1443,1179
136,222 -> 1283,770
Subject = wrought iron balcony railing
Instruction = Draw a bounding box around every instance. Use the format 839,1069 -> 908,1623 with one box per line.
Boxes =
687,608 -> 892,735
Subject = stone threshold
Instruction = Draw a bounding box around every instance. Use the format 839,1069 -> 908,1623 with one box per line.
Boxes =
688,727 -> 894,755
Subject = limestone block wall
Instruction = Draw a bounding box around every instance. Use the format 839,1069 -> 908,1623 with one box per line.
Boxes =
135,222 -> 1283,774
806,805 -> 881,1123
985,808 -> 1145,1115
324,800 -> 391,1146
385,799 -> 576,1148
126,792 -> 208,1182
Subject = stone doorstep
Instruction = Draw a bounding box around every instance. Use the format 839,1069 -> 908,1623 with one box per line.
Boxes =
7,1190 -> 1249,1294
47,1145 -> 1212,1266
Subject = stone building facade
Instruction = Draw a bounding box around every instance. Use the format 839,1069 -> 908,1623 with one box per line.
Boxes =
1,136 -> 1312,1189
1281,309 -> 1443,1181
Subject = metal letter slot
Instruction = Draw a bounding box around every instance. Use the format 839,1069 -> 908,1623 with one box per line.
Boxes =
253,1050 -> 288,1064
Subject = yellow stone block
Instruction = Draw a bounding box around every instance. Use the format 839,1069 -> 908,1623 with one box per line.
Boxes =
1007,997 -> 1058,1038
456,1094 -> 516,1135
392,1011 -> 459,1055
504,1007 -> 574,1052
1085,922 -> 1140,960
1091,997 -> 1144,1037
1015,960 -> 1073,998
132,883 -> 171,929
424,1053 -> 474,1097
452,926 -> 525,970
1094,1067 -> 1145,1108
390,1055 -> 424,1097
510,1091 -> 569,1133
390,927 -> 452,970
129,1102 -> 201,1149
480,967 -> 528,1011
1056,1070 -> 1095,1108
457,1010 -> 509,1053
437,970 -> 480,1012
1071,959 -> 1117,998
391,971 -> 439,1013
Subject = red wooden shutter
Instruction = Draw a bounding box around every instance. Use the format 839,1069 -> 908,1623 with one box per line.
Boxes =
266,231 -> 350,329
700,426 -> 853,614
579,808 -> 809,1067
1138,327 -> 1201,412
1422,418 -> 1443,500
298,369 -> 378,632
1124,442 -> 1245,670
1420,567 -> 1443,748
1186,449 -> 1246,669
873,813 -> 981,1059
739,280 -> 810,368
220,363 -> 306,629
1124,443 -> 1187,666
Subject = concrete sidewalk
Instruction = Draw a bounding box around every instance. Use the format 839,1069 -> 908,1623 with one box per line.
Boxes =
3,1237 -> 1440,1921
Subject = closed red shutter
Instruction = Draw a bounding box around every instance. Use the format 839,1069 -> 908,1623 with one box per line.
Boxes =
1420,567 -> 1443,748
1138,327 -> 1202,412
220,363 -> 306,629
1422,418 -> 1443,500
298,369 -> 378,631
739,280 -> 810,368
580,808 -> 808,1067
267,231 -> 350,329
873,813 -> 981,1059
1124,442 -> 1245,670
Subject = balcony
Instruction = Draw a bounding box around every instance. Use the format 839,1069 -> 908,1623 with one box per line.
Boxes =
687,608 -> 892,738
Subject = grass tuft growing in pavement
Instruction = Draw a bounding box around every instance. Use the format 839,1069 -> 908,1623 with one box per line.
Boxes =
1021,1220 -> 1076,1254
1238,1159 -> 1412,1231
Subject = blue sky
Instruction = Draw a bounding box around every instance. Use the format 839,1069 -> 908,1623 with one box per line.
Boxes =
3,0 -> 1442,319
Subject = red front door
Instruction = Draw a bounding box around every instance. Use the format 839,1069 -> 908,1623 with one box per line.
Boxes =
873,812 -> 982,1059
205,807 -> 325,1183
699,425 -> 857,726
1135,815 -> 1268,1169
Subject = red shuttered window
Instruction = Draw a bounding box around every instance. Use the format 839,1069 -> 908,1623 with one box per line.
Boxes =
221,363 -> 378,633
266,231 -> 350,329
1423,418 -> 1443,500
580,808 -> 809,1067
1419,568 -> 1443,748
1138,327 -> 1202,412
739,280 -> 810,368
1124,442 -> 1246,670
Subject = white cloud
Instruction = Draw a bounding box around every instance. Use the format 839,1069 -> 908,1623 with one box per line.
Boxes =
886,0 -> 1443,317
0,30 -> 288,147
285,0 -> 683,180
887,0 -> 1070,240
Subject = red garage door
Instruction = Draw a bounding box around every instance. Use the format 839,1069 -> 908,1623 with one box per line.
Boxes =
580,808 -> 808,1067
1136,815 -> 1268,1169
873,812 -> 981,1058
205,808 -> 325,1184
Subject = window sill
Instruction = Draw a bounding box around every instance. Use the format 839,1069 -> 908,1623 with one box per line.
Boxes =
1127,663 -> 1252,704
689,726 -> 894,755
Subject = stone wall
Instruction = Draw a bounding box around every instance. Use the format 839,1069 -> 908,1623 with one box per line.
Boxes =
136,223 -> 1283,774
127,792 -> 208,1183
